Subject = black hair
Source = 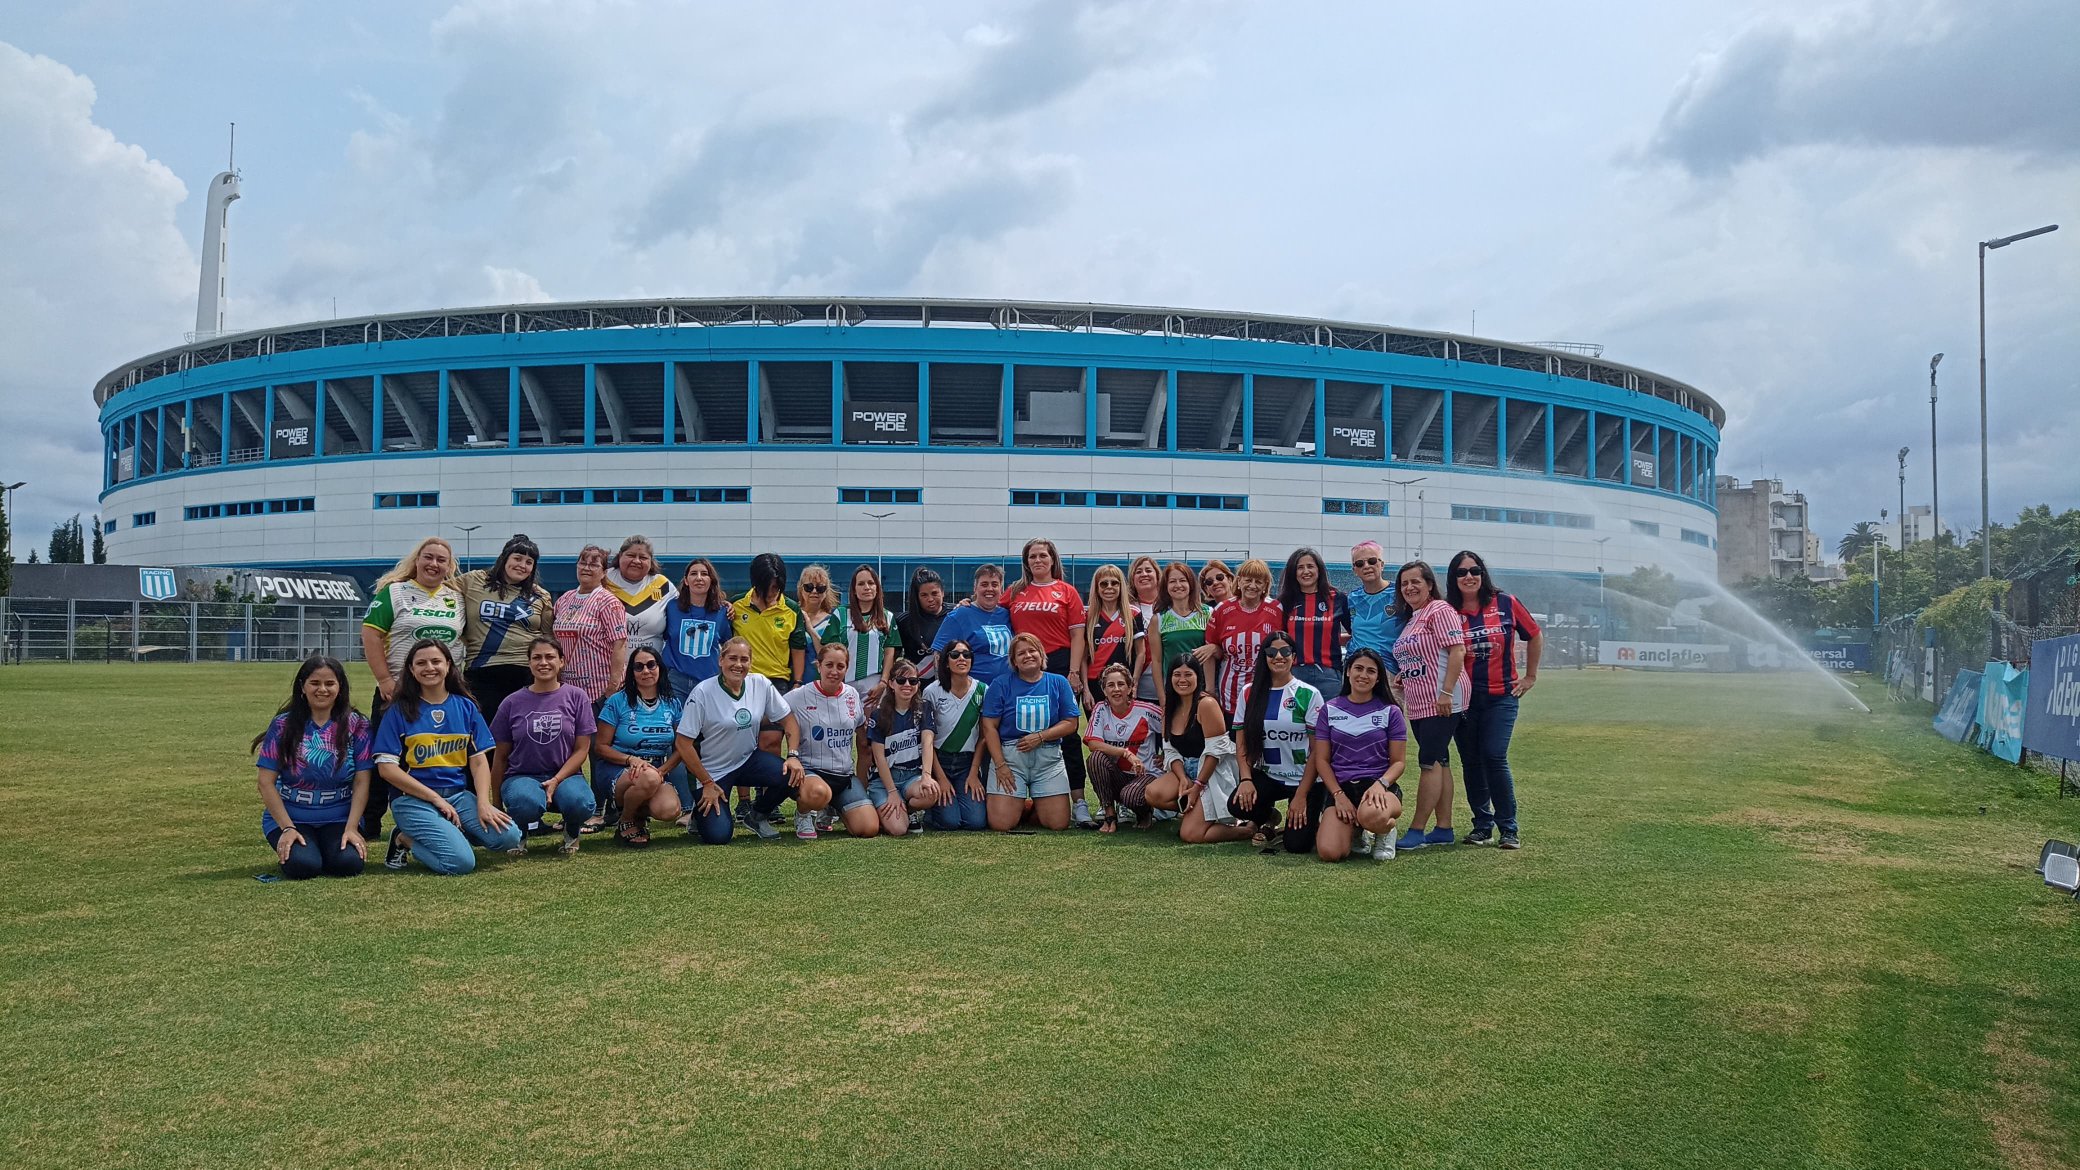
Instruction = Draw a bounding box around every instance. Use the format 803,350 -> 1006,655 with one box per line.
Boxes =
1239,630 -> 1301,767
1340,647 -> 1389,700
620,644 -> 670,703
252,656 -> 356,773
1446,549 -> 1497,610
872,656 -> 923,739
1277,547 -> 1331,614
749,552 -> 788,602
486,533 -> 542,595
392,639 -> 471,723
1163,655 -> 1215,731
906,567 -> 944,616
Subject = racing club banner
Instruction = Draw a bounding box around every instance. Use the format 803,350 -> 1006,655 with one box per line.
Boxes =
2022,634 -> 2080,762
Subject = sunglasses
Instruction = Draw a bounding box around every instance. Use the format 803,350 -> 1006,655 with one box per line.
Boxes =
803,583 -> 828,594
1455,567 -> 1484,578
1353,557 -> 1381,568
634,661 -> 661,670
890,676 -> 919,686
945,650 -> 974,660
1264,645 -> 1294,659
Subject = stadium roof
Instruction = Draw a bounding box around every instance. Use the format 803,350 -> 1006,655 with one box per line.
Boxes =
94,296 -> 1724,428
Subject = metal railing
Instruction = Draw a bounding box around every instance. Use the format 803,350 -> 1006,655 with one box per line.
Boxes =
1,597 -> 366,665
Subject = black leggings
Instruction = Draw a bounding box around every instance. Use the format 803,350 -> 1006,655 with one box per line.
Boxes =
466,664 -> 532,725
359,693 -> 393,839
265,822 -> 366,880
1044,648 -> 1087,795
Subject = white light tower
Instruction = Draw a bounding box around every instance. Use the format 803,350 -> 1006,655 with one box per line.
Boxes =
194,126 -> 241,339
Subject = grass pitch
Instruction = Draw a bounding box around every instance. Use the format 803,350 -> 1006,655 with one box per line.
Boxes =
1,663 -> 2075,1169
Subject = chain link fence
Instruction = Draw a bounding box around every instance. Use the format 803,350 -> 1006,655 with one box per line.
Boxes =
1,597 -> 366,664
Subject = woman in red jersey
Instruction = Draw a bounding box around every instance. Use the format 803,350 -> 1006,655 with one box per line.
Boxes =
1206,558 -> 1284,721
1003,537 -> 1096,828
1447,550 -> 1540,850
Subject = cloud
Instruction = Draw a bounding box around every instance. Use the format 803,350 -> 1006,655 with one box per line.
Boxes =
910,0 -> 1203,133
1646,0 -> 2080,175
628,117 -> 843,246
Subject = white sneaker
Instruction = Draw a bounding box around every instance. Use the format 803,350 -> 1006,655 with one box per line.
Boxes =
794,813 -> 819,840
1372,827 -> 1396,861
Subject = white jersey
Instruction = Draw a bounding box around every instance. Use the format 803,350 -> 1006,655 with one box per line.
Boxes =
1254,680 -> 1324,785
832,607 -> 898,689
786,682 -> 865,775
1086,700 -> 1163,773
676,672 -> 788,777
921,678 -> 988,754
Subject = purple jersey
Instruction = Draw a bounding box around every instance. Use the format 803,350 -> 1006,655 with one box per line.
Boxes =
1312,695 -> 1407,784
492,684 -> 597,778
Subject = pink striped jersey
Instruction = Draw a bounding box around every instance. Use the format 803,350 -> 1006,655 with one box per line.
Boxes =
1085,699 -> 1163,773
1391,598 -> 1470,715
1208,598 -> 1284,718
553,587 -> 630,703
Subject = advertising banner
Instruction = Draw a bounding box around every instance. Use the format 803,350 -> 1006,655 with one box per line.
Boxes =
1975,661 -> 2028,763
2022,634 -> 2080,761
1598,641 -> 1728,671
268,419 -> 315,461
1806,643 -> 1872,672
1933,668 -> 1982,743
843,403 -> 918,444
1630,455 -> 1658,488
1325,418 -> 1384,461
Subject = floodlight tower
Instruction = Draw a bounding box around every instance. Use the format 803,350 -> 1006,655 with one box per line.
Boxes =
194,125 -> 241,338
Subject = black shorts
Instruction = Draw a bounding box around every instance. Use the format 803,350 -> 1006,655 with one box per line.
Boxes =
1409,714 -> 1459,766
1309,777 -> 1401,811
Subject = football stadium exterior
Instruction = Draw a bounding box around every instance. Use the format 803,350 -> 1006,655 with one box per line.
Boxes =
93,297 -> 1722,597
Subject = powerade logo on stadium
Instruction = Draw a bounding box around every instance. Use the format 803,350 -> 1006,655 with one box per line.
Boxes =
1327,418 -> 1384,461
268,423 -> 313,461
245,573 -> 365,603
843,404 -> 918,444
139,568 -> 179,601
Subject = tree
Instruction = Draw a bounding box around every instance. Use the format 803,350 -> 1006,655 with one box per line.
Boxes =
1726,574 -> 1823,637
1838,521 -> 1880,562
46,514 -> 85,564
1606,565 -> 1681,608
0,489 -> 11,595
91,516 -> 105,564
28,549 -> 39,564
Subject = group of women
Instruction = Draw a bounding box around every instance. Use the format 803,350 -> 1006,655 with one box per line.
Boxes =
253,532 -> 1542,878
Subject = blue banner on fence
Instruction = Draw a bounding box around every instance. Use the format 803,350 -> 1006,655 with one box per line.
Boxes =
1934,669 -> 1982,743
1807,643 -> 1871,672
1975,660 -> 2028,763
2022,635 -> 2080,761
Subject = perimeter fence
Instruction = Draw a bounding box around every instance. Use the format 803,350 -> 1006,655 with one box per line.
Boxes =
1,597 -> 367,665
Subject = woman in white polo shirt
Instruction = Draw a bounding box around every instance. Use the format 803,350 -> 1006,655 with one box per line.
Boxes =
673,637 -> 830,843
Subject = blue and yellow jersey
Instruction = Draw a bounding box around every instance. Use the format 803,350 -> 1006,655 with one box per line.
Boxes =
372,694 -> 493,795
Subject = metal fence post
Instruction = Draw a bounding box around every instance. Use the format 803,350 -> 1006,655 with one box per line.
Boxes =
297,605 -> 307,659
188,602 -> 199,663
244,603 -> 255,662
131,600 -> 141,662
66,600 -> 76,662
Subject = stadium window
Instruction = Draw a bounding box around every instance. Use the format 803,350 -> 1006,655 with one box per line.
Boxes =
102,518 -> 118,534
1323,498 -> 1389,517
183,496 -> 315,521
1680,528 -> 1712,548
373,492 -> 439,509
132,512 -> 156,528
1632,520 -> 1662,537
839,487 -> 923,505
671,487 -> 750,504
1452,503 -> 1592,529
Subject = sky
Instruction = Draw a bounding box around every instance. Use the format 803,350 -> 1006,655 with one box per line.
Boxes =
2,0 -> 2074,557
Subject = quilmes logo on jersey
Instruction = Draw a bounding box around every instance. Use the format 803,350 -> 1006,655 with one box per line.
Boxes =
138,568 -> 179,601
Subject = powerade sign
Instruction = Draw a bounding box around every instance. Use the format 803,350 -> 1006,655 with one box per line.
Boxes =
241,572 -> 364,603
2022,634 -> 2080,761
1599,641 -> 1728,670
1806,643 -> 1871,672
1326,418 -> 1383,461
843,404 -> 916,444
268,421 -> 314,460
1631,456 -> 1658,488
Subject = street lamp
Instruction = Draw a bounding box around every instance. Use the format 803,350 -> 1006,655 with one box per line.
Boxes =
862,511 -> 895,587
3,481 -> 23,564
453,524 -> 481,573
1384,475 -> 1425,555
1928,354 -> 1942,546
1896,447 -> 1910,547
1979,223 -> 2059,581
1874,510 -> 1886,628
1594,535 -> 1611,643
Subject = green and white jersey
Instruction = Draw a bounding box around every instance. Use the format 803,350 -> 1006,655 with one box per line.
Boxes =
922,678 -> 988,754
831,606 -> 898,687
1255,680 -> 1323,784
363,579 -> 465,675
1154,605 -> 1213,677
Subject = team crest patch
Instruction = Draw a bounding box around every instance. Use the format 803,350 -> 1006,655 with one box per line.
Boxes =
733,709 -> 753,728
430,709 -> 446,727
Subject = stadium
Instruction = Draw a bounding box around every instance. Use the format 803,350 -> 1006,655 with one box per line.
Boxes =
92,297 -> 1723,601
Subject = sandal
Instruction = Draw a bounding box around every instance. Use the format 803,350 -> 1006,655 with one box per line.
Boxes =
616,820 -> 650,848
1251,823 -> 1283,848
580,814 -> 606,835
1099,810 -> 1119,835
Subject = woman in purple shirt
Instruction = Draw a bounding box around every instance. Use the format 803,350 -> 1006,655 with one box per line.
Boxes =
489,638 -> 597,856
1291,648 -> 1407,863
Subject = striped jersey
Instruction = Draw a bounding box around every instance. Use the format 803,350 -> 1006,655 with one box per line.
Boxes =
552,587 -> 629,703
1283,588 -> 1350,670
1458,594 -> 1541,697
1392,599 -> 1470,715
831,606 -> 898,688
1208,598 -> 1285,717
1086,699 -> 1163,773
922,678 -> 988,754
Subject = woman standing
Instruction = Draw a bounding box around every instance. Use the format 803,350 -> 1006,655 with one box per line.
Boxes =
787,642 -> 868,841
604,535 -> 676,656
553,545 -> 631,705
795,564 -> 842,683
252,656 -> 372,879
594,647 -> 690,846
1279,547 -> 1349,697
1206,558 -> 1284,719
489,638 -> 595,856
1145,561 -> 1216,692
1448,550 -> 1540,850
896,568 -> 948,684
1234,631 -> 1325,851
1126,555 -> 1165,701
456,533 -> 554,722
371,639 -> 525,874
979,634 -> 1081,833
931,564 -> 1013,688
1143,659 -> 1251,845
834,564 -> 899,702
1003,538 -> 1094,827
1292,648 -> 1407,863
1082,564 -> 1143,700
658,557 -> 732,700
1083,662 -> 1162,832
358,536 -> 464,842
1344,540 -> 1404,657
1199,560 -> 1234,607
922,638 -> 990,832
865,662 -> 941,838
675,637 -> 828,844
730,552 -> 810,694
1390,560 -> 1469,852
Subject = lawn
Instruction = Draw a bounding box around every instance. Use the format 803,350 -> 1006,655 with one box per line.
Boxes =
1,663 -> 2076,1169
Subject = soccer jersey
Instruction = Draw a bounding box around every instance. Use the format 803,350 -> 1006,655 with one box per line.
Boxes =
1153,605 -> 1212,678
801,610 -> 844,683
1313,695 -> 1407,784
1393,599 -> 1471,715
1007,579 -> 1085,653
491,683 -> 596,777
1208,599 -> 1285,716
933,604 -> 1014,688
605,569 -> 676,654
1284,588 -> 1350,670
373,694 -> 494,796
1345,583 -> 1405,657
1459,593 -> 1542,697
787,682 -> 865,775
256,712 -> 373,833
831,607 -> 899,688
896,607 -> 945,681
362,579 -> 465,676
1252,680 -> 1323,784
1085,700 -> 1163,773
728,590 -> 810,684
983,670 -> 1080,736
595,691 -> 683,763
658,599 -> 732,689
677,672 -> 790,777
1085,608 -> 1141,683
553,587 -> 629,702
869,703 -> 929,770
456,570 -> 553,670
922,678 -> 988,754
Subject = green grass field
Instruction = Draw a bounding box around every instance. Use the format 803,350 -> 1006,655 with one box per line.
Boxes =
2,664 -> 2076,1169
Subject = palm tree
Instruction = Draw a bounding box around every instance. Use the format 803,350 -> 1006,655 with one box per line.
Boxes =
1838,521 -> 1880,562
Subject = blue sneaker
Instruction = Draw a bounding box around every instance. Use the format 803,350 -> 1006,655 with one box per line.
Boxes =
1396,828 -> 1428,850
1424,826 -> 1457,846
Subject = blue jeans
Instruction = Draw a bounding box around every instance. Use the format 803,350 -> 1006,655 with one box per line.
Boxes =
390,791 -> 525,875
928,749 -> 987,830
1292,662 -> 1342,697
685,751 -> 794,845
1454,693 -> 1520,833
501,775 -> 593,838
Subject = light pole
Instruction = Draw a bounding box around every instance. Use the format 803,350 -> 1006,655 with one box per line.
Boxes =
1874,510 -> 1886,629
1594,535 -> 1611,643
1978,223 -> 2059,581
862,511 -> 895,587
1384,475 -> 1425,555
3,481 -> 23,565
1928,354 -> 1942,546
453,524 -> 481,573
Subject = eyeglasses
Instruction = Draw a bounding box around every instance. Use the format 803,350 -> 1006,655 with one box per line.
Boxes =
1264,646 -> 1294,659
890,677 -> 919,686
803,583 -> 828,594
945,649 -> 973,659
1353,557 -> 1381,568
1455,567 -> 1484,578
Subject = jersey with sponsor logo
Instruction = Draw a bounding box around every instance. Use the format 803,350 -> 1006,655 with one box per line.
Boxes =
1085,608 -> 1141,682
257,712 -> 373,834
1458,593 -> 1542,697
658,599 -> 733,689
786,682 -> 865,775
1209,599 -> 1285,716
922,678 -> 987,754
1006,579 -> 1086,654
457,570 -> 554,670
362,580 -> 465,676
1283,588 -> 1350,670
728,591 -> 810,684
869,702 -> 929,771
1393,599 -> 1471,715
604,570 -> 676,654
1251,680 -> 1322,784
1312,695 -> 1407,785
373,694 -> 494,796
595,690 -> 683,764
490,683 -> 596,778
1085,699 -> 1163,774
678,672 -> 789,777
982,670 -> 1079,737
932,604 -> 1014,688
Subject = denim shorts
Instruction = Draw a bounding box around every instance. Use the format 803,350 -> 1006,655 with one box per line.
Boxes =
1000,743 -> 1070,799
817,769 -> 872,812
867,767 -> 925,808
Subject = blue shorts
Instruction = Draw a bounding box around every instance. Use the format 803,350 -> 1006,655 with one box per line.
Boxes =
818,769 -> 872,812
867,767 -> 925,808
999,743 -> 1070,800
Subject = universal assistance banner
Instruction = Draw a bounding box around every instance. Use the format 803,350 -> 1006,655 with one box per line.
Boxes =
2022,634 -> 2080,762
1933,668 -> 1982,743
1974,661 -> 2028,764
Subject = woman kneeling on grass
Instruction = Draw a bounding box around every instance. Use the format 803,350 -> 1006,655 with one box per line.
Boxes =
490,638 -> 596,856
1084,662 -> 1162,831
1234,631 -> 1325,852
676,637 -> 827,843
980,633 -> 1081,832
864,660 -> 941,837
922,638 -> 989,831
373,639 -> 525,874
1291,648 -> 1406,863
594,647 -> 691,847
788,641 -> 867,840
1144,658 -> 1253,846
253,656 -> 373,879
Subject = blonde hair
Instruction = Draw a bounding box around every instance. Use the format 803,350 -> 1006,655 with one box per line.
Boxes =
1008,632 -> 1047,664
375,537 -> 456,590
797,564 -> 834,617
1126,555 -> 1163,605
1234,558 -> 1273,597
1084,564 -> 1128,646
